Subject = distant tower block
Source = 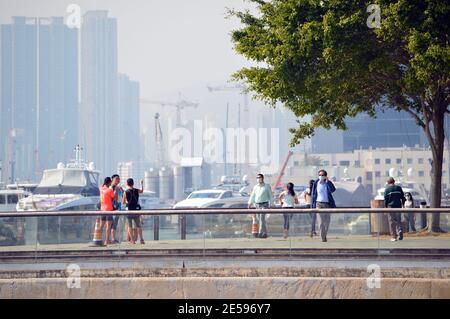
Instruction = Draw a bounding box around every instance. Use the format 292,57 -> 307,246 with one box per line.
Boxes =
145,168 -> 159,197
173,166 -> 184,202
159,167 -> 174,201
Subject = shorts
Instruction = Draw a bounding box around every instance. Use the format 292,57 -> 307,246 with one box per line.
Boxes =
111,215 -> 120,230
101,215 -> 114,222
127,215 -> 141,228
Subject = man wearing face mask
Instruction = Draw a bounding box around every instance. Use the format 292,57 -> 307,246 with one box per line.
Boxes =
311,170 -> 336,242
248,174 -> 274,238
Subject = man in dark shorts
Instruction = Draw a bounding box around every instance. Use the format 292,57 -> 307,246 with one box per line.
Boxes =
125,178 -> 145,244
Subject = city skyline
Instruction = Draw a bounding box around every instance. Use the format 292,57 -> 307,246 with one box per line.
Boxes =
0,16 -> 79,182
0,11 -> 144,182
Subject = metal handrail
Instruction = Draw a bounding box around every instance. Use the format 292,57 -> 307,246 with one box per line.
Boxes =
0,207 -> 448,218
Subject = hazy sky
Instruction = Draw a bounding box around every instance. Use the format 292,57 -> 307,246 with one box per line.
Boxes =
0,0 -> 301,164
0,0 -> 253,99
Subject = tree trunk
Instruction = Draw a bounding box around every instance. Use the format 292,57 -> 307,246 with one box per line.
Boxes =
426,107 -> 445,232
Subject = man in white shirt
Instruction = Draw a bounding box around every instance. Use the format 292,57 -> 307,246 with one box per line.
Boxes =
248,174 -> 274,238
311,170 -> 336,242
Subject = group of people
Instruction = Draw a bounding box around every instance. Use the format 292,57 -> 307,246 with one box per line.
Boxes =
95,171 -> 418,245
248,171 -> 419,242
248,170 -> 336,242
98,174 -> 145,246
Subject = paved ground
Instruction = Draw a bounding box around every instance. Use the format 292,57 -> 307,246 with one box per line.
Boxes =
0,234 -> 449,252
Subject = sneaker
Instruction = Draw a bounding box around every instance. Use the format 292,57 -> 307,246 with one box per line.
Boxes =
322,238 -> 327,242
390,238 -> 397,242
398,231 -> 403,241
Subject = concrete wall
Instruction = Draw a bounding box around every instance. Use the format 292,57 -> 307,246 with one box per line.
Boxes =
1,277 -> 449,299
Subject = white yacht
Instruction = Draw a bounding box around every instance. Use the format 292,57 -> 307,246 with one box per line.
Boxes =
212,175 -> 250,194
0,183 -> 37,212
16,146 -> 100,212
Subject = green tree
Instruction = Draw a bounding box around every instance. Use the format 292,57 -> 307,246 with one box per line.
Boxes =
230,0 -> 450,232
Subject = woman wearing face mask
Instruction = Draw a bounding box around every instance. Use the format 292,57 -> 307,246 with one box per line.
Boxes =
278,182 -> 299,239
403,192 -> 416,232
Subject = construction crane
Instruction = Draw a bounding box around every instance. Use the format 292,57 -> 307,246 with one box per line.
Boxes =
140,98 -> 199,127
272,150 -> 294,192
154,113 -> 164,168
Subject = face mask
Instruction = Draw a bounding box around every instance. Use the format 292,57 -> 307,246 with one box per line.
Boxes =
319,176 -> 326,181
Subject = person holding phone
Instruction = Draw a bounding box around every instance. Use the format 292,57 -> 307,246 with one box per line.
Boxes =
311,170 -> 336,242
124,178 -> 145,244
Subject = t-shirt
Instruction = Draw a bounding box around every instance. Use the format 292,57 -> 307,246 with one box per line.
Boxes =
125,188 -> 140,210
112,186 -> 124,210
317,182 -> 329,203
100,185 -> 114,211
281,191 -> 295,208
404,200 -> 414,208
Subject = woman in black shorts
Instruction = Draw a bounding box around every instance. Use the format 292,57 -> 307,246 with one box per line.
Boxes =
124,178 -> 145,244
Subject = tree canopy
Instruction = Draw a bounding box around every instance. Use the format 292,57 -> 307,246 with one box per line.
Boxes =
230,0 -> 449,145
230,0 -> 450,226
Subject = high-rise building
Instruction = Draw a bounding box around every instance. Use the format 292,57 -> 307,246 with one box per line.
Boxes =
343,109 -> 422,151
80,11 -> 118,176
311,109 -> 424,153
1,17 -> 38,183
37,17 -> 79,170
117,74 -> 141,163
0,17 -> 78,183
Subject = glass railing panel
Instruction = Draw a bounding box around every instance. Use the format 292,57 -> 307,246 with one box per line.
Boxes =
34,214 -> 98,252
202,209 -> 291,251
377,210 -> 450,250
0,216 -> 37,253
0,210 -> 448,258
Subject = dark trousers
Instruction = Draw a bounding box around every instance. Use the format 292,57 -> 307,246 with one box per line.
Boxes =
283,208 -> 293,230
405,213 -> 416,232
316,202 -> 331,240
255,202 -> 269,236
309,212 -> 317,233
388,212 -> 403,237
